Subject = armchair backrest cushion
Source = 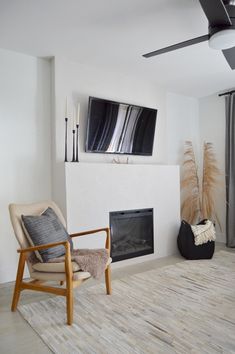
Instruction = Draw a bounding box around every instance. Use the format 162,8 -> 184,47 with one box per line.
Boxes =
9,201 -> 67,259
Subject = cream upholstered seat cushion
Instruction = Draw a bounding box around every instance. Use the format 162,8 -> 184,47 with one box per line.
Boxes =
32,261 -> 81,273
30,270 -> 92,281
30,257 -> 112,281
32,257 -> 112,274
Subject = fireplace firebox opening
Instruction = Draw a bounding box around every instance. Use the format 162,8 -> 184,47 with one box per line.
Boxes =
110,208 -> 154,262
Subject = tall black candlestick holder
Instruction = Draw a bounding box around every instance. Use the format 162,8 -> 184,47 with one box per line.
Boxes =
75,124 -> 79,162
64,118 -> 68,162
72,129 -> 76,162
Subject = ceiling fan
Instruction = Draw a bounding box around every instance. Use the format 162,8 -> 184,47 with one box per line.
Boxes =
143,0 -> 235,70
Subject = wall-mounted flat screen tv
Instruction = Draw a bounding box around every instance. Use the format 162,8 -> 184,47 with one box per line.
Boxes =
85,97 -> 157,155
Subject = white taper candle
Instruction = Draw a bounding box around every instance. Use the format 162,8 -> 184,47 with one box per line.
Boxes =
65,96 -> 68,118
73,107 -> 76,130
77,103 -> 80,125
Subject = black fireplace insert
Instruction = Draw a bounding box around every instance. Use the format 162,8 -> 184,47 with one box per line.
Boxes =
110,208 -> 154,262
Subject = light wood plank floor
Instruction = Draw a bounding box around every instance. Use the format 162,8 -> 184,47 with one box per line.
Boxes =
0,243 -> 231,354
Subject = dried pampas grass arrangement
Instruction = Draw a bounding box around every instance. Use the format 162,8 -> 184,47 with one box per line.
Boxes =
201,142 -> 221,229
181,141 -> 221,227
181,141 -> 201,224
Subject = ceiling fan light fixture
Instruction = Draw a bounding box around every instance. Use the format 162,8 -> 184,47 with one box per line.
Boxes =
209,29 -> 235,49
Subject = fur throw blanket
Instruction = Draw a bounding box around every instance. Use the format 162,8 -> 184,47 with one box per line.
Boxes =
48,248 -> 109,279
191,220 -> 216,246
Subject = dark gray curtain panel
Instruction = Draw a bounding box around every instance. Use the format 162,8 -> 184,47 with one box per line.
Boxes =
225,93 -> 235,247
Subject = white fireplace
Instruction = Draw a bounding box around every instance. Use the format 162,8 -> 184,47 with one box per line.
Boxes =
65,162 -> 180,268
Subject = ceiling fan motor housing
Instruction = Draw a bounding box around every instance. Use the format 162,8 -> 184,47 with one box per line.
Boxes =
209,4 -> 235,49
209,17 -> 235,37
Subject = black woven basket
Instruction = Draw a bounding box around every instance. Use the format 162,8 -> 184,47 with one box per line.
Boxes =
177,220 -> 215,260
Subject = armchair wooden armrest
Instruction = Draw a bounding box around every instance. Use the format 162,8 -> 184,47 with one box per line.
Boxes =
17,240 -> 70,253
17,240 -> 72,282
70,227 -> 111,252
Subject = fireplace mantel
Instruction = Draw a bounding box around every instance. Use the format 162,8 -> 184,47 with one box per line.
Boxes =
65,162 -> 180,267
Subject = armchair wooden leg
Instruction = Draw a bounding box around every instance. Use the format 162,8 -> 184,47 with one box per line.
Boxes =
105,265 -> 112,295
66,286 -> 73,325
65,244 -> 73,325
60,281 -> 64,286
11,253 -> 26,311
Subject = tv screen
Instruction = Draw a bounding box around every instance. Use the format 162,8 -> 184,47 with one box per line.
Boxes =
85,97 -> 157,155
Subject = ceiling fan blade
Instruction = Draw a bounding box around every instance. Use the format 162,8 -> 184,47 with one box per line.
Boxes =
143,34 -> 209,58
199,0 -> 232,26
223,46 -> 235,69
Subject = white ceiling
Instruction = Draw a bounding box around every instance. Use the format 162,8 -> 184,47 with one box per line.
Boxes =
0,0 -> 235,97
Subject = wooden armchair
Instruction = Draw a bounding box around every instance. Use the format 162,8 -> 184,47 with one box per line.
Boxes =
9,201 -> 112,325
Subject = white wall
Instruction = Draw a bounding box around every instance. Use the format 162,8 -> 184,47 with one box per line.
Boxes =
53,57 -> 167,165
0,49 -> 52,283
166,92 -> 200,223
166,92 -> 199,166
166,92 -> 227,243
52,58 -> 205,173
198,94 -> 226,242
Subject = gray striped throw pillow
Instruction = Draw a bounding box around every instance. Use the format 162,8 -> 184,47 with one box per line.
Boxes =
22,207 -> 73,262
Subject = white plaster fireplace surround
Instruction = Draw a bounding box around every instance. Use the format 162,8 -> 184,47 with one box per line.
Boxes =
65,163 -> 180,268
